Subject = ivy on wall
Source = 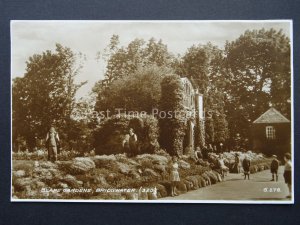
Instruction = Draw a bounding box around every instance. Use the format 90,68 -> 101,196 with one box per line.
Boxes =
159,75 -> 187,156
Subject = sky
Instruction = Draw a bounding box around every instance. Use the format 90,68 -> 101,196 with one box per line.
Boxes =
11,20 -> 291,98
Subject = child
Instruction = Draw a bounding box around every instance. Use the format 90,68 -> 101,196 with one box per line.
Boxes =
283,153 -> 292,198
270,155 -> 279,181
217,154 -> 229,179
242,156 -> 251,180
169,156 -> 180,197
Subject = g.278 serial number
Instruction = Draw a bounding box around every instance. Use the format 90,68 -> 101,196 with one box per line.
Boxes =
263,187 -> 281,193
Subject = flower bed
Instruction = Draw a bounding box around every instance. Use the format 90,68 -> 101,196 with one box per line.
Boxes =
12,150 -> 273,200
12,152 -> 213,200
12,149 -> 85,161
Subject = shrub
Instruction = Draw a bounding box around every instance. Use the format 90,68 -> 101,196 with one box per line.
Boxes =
13,160 -> 34,176
176,181 -> 187,194
92,155 -> 120,170
158,181 -> 172,196
197,175 -> 207,187
156,184 -> 168,198
182,179 -> 193,191
69,157 -> 96,175
185,176 -> 199,189
205,171 -> 218,184
94,114 -> 159,155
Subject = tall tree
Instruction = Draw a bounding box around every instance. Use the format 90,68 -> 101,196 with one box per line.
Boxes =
12,44 -> 86,150
224,28 -> 291,139
98,36 -> 174,83
94,36 -> 174,113
94,65 -> 173,114
176,43 -> 229,145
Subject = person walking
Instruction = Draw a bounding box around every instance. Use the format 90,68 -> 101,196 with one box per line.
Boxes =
283,153 -> 292,198
169,156 -> 180,197
242,156 -> 251,180
270,155 -> 280,181
45,125 -> 60,162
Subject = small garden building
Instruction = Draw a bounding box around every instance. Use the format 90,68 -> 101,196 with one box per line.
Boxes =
252,107 -> 291,158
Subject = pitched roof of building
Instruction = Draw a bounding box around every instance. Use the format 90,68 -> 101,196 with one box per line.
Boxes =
253,107 -> 290,124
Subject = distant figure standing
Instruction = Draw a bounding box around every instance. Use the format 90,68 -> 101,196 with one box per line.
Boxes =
270,155 -> 280,181
128,128 -> 138,157
169,156 -> 180,197
45,125 -> 60,162
242,156 -> 251,180
123,128 -> 138,157
283,153 -> 292,198
232,153 -> 240,173
202,145 -> 209,160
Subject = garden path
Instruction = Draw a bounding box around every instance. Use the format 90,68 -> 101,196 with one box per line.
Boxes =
162,166 -> 291,201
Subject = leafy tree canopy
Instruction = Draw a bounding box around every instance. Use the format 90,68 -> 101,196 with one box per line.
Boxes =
12,44 -> 87,150
224,28 -> 291,138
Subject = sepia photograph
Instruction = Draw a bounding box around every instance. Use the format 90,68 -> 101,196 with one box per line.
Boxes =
11,20 -> 293,203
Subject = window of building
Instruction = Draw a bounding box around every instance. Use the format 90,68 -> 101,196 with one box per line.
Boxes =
266,126 -> 276,140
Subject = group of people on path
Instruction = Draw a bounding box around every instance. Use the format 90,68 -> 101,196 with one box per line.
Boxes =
168,152 -> 292,198
214,153 -> 250,180
194,146 -> 292,198
230,153 -> 251,180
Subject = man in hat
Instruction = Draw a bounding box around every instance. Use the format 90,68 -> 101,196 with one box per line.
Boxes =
270,155 -> 280,181
45,125 -> 60,162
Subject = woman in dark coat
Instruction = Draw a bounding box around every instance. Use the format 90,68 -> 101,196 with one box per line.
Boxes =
232,153 -> 240,173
